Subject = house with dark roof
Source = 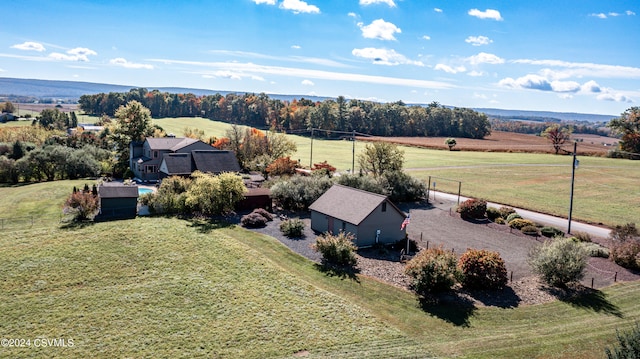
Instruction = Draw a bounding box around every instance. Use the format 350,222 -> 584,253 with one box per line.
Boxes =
158,150 -> 240,178
96,183 -> 139,220
129,137 -> 240,181
309,184 -> 407,247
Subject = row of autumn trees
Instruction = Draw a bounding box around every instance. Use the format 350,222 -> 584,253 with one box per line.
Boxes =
79,89 -> 492,139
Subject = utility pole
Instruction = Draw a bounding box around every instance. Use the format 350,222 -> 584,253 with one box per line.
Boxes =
351,130 -> 355,173
568,141 -> 578,234
309,128 -> 314,168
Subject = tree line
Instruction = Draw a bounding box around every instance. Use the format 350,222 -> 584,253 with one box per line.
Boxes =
79,89 -> 492,139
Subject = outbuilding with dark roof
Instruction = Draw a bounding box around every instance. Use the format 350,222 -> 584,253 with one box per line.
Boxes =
309,184 -> 407,247
96,183 -> 139,220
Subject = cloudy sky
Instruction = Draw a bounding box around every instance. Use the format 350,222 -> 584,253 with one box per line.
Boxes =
2,0 -> 639,115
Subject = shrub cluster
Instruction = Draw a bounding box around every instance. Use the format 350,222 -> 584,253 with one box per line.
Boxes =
312,231 -> 358,267
404,247 -> 460,295
508,218 -> 535,230
529,237 -> 588,287
609,223 -> 640,270
270,175 -> 334,210
280,218 -> 305,238
605,322 -> 640,359
241,208 -> 273,228
457,198 -> 487,219
541,226 -> 565,238
506,212 -> 522,223
457,249 -> 508,290
520,225 -> 539,236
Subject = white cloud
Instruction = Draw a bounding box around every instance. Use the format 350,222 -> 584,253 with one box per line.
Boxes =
150,58 -> 456,90
251,75 -> 265,81
550,80 -> 581,93
499,74 -> 552,91
11,41 -> 46,52
581,80 -> 601,93
359,19 -> 401,40
597,93 -> 632,103
434,8 -> 443,13
279,0 -> 320,14
468,9 -> 503,21
208,49 -> 348,68
359,0 -> 396,7
512,59 -> 640,79
291,45 -> 301,49
422,35 -> 431,40
348,12 -> 357,18
302,79 -> 314,86
467,70 -> 485,77
50,47 -> 97,62
627,10 -> 636,16
352,48 -> 424,66
465,35 -> 492,46
467,52 -> 504,65
109,58 -> 154,69
213,70 -> 242,80
434,64 -> 466,74
252,0 -> 276,4
590,13 -> 607,19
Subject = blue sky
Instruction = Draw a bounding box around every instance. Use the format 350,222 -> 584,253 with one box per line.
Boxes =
1,0 -> 638,115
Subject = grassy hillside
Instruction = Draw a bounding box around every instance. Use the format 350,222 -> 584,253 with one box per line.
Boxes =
2,214 -> 640,358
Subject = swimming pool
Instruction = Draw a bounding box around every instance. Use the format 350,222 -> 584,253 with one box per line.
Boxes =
138,187 -> 154,195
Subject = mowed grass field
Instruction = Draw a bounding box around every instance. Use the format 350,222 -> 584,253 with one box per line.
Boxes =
152,117 -> 640,227
2,182 -> 640,358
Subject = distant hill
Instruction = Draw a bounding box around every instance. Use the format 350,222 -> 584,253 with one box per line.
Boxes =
0,77 -> 615,122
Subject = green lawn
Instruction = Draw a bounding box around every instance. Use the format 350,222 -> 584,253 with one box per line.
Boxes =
1,213 -> 639,358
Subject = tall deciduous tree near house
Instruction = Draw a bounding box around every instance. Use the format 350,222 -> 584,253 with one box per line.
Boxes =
109,100 -> 155,176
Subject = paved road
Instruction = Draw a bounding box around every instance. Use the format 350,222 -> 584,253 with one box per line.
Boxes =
429,191 -> 611,239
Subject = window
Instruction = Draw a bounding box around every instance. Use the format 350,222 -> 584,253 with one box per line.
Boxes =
342,221 -> 346,231
153,151 -> 158,159
145,165 -> 157,173
382,202 -> 387,212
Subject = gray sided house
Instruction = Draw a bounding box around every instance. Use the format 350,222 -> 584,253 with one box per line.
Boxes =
129,137 -> 239,181
309,184 -> 407,247
96,183 -> 139,220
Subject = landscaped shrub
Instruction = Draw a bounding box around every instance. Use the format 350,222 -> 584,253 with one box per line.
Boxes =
63,189 -> 99,221
509,218 -> 535,230
252,208 -> 273,221
605,322 -> 640,359
610,240 -> 640,270
379,170 -> 427,202
457,198 -> 487,219
405,247 -> 460,295
571,231 -> 592,243
495,217 -> 506,225
335,173 -> 387,195
266,156 -> 299,176
541,226 -> 565,238
312,231 -> 358,267
269,175 -> 334,210
458,249 -> 508,290
280,218 -> 305,238
486,206 -> 501,221
499,206 -> 516,219
506,212 -> 522,223
241,212 -> 268,228
529,237 -> 588,287
521,225 -> 539,236
610,223 -> 639,242
582,242 -> 610,258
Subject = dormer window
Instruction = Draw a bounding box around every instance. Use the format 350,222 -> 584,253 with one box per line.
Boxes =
382,202 -> 387,212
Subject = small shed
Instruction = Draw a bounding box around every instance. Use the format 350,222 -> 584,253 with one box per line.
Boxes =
309,184 -> 407,247
97,183 -> 139,220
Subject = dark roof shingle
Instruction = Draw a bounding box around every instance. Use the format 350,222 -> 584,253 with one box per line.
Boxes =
309,184 -> 399,225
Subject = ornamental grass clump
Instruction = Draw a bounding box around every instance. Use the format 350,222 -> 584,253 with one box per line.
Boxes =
312,231 -> 357,267
280,218 -> 305,238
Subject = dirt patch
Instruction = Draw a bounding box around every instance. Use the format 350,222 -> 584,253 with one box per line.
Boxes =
358,131 -> 613,156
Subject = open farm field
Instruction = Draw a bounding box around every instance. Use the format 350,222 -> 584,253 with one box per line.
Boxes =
370,131 -> 616,156
1,203 -> 640,358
